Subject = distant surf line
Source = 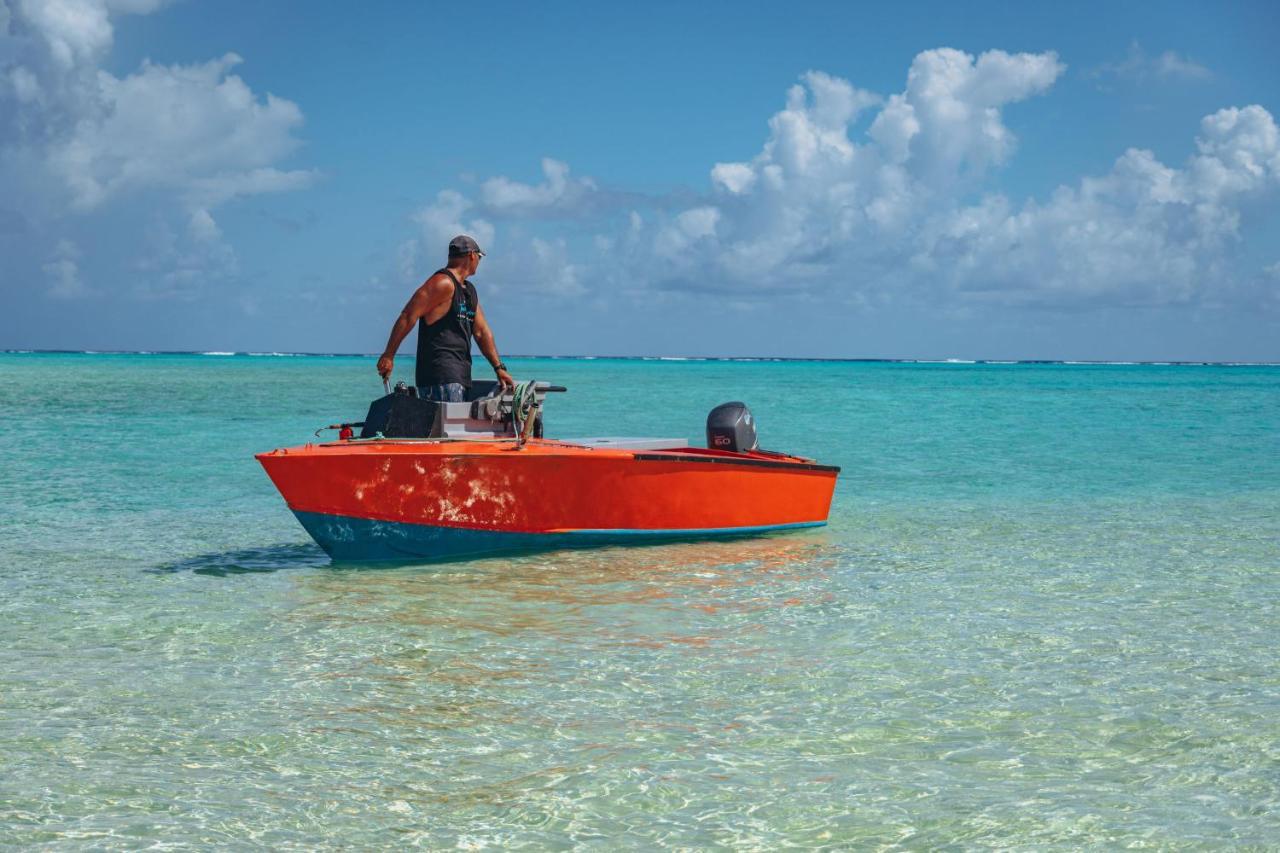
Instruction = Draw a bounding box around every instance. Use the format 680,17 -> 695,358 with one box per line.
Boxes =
3,350 -> 1277,366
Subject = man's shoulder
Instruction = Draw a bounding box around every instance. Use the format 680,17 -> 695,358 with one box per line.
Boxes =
421,270 -> 456,291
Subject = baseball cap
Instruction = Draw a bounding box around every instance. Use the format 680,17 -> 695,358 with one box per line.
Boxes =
448,235 -> 484,257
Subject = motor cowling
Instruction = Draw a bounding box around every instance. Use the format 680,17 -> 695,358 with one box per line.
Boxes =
706,401 -> 758,452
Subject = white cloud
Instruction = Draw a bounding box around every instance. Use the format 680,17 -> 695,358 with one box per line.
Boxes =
655,206 -> 720,260
2,0 -> 174,144
399,191 -> 593,297
48,54 -> 314,210
710,161 -> 755,194
184,166 -> 318,210
679,56 -> 1271,308
1,0 -> 315,301
1153,50 -> 1211,80
187,207 -> 220,243
17,0 -> 113,71
915,104 -> 1280,307
479,157 -> 598,216
1191,105 -> 1280,198
872,48 -> 1063,181
408,48 -> 1277,315
131,212 -> 237,300
10,0 -> 171,68
412,189 -> 496,257
42,237 -> 87,298
1092,42 -> 1211,85
527,236 -> 584,296
676,49 -> 1066,288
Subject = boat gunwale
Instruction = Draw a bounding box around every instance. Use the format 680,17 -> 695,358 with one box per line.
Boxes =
631,452 -> 840,474
259,438 -> 839,473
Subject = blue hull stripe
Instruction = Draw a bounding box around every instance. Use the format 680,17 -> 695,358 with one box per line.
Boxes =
292,511 -> 825,563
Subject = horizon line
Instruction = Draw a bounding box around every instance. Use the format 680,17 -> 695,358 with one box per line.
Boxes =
3,350 -> 1278,366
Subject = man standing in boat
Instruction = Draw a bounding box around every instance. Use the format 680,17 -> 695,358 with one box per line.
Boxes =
376,235 -> 515,401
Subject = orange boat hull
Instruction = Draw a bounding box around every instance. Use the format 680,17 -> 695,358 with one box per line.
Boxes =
257,439 -> 838,562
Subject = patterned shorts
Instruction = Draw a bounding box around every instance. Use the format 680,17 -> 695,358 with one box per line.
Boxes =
417,383 -> 467,402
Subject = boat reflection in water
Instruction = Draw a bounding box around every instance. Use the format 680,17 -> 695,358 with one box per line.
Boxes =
292,531 -> 840,643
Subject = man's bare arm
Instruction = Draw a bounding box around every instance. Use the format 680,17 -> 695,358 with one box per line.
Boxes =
474,305 -> 515,389
376,276 -> 453,380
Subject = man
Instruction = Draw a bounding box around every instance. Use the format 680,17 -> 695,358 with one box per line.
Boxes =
376,235 -> 515,401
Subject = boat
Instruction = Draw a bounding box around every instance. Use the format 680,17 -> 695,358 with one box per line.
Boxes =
256,380 -> 839,562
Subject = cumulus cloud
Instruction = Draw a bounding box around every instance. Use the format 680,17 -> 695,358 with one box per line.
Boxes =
15,0 -> 111,71
1192,105 -> 1280,197
682,48 -> 1066,288
873,49 -> 1062,180
1,0 -> 315,297
406,47 -> 1278,314
929,104 -> 1280,307
479,157 -> 599,216
655,206 -> 720,261
709,161 -> 755,195
469,155 -> 656,221
2,0 -> 173,143
44,53 -> 315,211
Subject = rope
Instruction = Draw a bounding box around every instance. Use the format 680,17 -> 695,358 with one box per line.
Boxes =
510,381 -> 540,447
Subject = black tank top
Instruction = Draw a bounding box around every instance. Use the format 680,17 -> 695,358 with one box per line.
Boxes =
416,269 -> 477,388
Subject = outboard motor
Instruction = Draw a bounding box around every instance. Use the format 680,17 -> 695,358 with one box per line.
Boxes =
706,401 -> 758,452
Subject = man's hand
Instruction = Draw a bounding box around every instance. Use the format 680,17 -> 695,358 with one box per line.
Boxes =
496,367 -> 515,390
377,353 -> 394,381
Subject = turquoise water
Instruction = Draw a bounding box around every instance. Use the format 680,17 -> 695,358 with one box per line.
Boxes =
2,353 -> 1278,847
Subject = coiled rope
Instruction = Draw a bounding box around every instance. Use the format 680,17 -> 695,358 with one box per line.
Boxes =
510,381 -> 540,447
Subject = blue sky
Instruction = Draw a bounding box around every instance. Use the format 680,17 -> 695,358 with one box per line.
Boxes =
2,0 -> 1278,359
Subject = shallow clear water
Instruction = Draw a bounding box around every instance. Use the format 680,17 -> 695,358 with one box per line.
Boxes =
1,353 -> 1278,847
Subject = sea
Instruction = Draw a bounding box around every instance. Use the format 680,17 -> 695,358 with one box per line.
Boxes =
1,351 -> 1278,848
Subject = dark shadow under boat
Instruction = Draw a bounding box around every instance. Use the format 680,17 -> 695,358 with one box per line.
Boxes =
149,542 -> 329,577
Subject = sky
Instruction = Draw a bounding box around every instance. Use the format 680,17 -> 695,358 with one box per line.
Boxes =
1,0 -> 1278,360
